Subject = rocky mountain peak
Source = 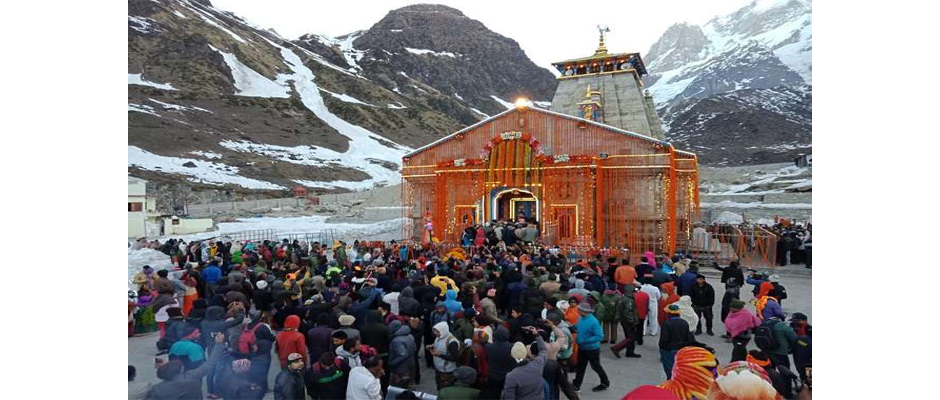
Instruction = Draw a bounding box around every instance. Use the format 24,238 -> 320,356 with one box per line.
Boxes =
646,22 -> 710,72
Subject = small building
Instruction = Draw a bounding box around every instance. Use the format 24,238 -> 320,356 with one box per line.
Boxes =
129,176 -> 214,237
293,186 -> 309,198
163,215 -> 214,236
128,176 -> 159,238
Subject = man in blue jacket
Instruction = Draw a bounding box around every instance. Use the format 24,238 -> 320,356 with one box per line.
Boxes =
201,261 -> 222,297
572,302 -> 610,392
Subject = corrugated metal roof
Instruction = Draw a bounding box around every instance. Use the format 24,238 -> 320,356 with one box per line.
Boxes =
404,105 -> 695,159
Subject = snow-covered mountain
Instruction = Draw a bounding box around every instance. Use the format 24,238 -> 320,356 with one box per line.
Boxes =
647,0 -> 811,104
128,1 -> 555,198
643,0 -> 811,165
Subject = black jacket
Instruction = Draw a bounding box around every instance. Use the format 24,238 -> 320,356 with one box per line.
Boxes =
201,306 -> 244,347
305,361 -> 347,400
484,326 -> 516,381
690,283 -> 715,307
398,287 -> 421,317
360,310 -> 391,356
252,289 -> 273,312
718,265 -> 745,285
659,317 -> 695,351
274,368 -> 306,400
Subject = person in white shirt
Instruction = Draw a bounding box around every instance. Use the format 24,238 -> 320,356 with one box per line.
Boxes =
346,355 -> 384,400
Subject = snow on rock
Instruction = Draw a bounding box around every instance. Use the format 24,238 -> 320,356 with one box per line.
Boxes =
713,211 -> 744,224
218,40 -> 412,189
490,95 -> 515,110
128,146 -> 284,190
190,150 -> 222,159
128,248 -> 173,292
129,103 -> 161,117
310,31 -> 367,73
128,73 -> 177,91
180,0 -> 247,43
404,47 -> 458,58
319,89 -> 375,106
453,92 -> 464,101
533,101 -> 552,108
470,108 -> 489,118
208,44 -> 290,98
387,102 -> 407,109
148,98 -> 212,113
128,16 -> 157,34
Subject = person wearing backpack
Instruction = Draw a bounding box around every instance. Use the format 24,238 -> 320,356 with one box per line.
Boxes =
306,352 -> 349,400
241,310 -> 275,393
762,315 -> 798,369
611,285 -> 642,359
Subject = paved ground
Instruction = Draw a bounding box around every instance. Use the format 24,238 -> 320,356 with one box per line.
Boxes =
129,270 -> 811,399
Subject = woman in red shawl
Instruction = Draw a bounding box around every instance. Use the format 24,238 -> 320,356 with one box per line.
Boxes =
658,282 -> 680,326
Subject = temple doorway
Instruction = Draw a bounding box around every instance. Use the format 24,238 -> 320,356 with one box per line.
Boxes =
493,189 -> 539,222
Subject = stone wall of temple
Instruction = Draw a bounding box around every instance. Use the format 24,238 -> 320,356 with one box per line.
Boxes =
549,71 -> 665,140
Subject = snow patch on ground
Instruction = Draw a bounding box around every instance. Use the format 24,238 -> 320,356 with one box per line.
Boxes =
713,211 -> 744,224
387,102 -> 406,109
533,101 -> 552,108
129,104 -> 161,117
128,73 -> 177,91
701,201 -> 812,209
128,146 -> 284,190
453,92 -> 464,101
404,47 -> 458,58
163,215 -> 407,243
190,151 -> 222,159
319,89 -> 375,106
294,179 -> 376,191
148,98 -> 212,113
128,248 -> 174,292
208,44 -> 290,98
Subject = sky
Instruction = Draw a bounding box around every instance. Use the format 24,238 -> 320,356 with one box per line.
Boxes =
212,0 -> 757,72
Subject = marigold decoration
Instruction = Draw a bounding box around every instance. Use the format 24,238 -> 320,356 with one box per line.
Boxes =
658,346 -> 718,400
400,107 -> 699,258
707,361 -> 782,400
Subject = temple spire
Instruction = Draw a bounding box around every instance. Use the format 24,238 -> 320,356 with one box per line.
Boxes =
595,25 -> 610,55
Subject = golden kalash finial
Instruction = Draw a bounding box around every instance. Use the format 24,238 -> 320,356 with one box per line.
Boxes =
595,25 -> 610,55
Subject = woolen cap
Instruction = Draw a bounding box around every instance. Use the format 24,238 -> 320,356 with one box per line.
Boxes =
510,341 -> 528,360
577,302 -> 594,314
338,314 -> 356,326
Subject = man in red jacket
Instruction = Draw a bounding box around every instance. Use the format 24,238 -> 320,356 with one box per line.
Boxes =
276,315 -> 307,369
633,283 -> 649,346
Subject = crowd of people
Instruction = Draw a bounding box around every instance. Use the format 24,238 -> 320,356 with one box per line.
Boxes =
128,221 -> 811,400
767,224 -> 811,268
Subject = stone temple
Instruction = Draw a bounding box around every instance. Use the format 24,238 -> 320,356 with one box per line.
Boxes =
549,27 -> 666,140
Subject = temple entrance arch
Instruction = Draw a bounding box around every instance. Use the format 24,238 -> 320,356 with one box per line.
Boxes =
492,188 -> 539,222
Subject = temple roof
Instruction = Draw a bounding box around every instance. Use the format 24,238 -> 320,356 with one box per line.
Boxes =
403,104 -> 683,159
551,51 -> 648,76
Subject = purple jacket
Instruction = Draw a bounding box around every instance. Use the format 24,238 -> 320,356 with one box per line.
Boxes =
762,300 -> 785,320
